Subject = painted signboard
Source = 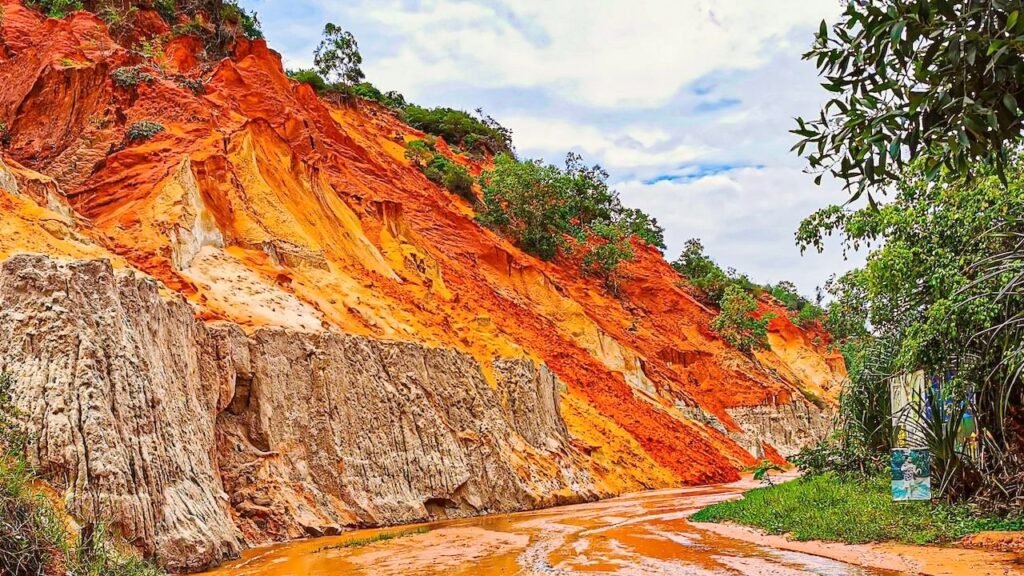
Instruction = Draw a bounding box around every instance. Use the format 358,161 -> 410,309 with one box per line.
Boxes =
891,448 -> 931,501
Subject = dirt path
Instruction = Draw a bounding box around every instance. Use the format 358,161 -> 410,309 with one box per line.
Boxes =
198,480 -> 1021,575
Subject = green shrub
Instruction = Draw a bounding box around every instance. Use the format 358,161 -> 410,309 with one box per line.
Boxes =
768,280 -> 825,327
614,207 -> 665,251
111,66 -> 155,89
287,68 -> 330,93
479,152 -> 663,289
477,154 -> 576,260
581,222 -> 634,293
220,1 -> 262,40
477,153 -> 662,290
98,5 -> 138,32
173,75 -> 205,95
794,303 -> 824,327
403,105 -> 512,156
792,440 -> 887,477
672,239 -> 731,303
25,0 -> 82,19
351,82 -> 407,109
712,285 -> 773,353
125,121 -> 165,142
405,139 -> 475,203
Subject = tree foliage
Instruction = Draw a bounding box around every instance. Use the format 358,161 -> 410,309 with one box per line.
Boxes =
802,158 -> 1024,499
671,238 -> 731,303
712,285 -> 774,353
477,153 -> 663,289
314,23 -> 364,86
402,106 -> 513,157
795,0 -> 1024,199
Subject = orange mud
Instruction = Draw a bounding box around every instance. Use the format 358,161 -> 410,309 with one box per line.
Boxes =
195,479 -> 1005,576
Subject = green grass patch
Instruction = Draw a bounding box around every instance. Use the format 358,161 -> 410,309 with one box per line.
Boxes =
691,473 -> 1023,545
316,526 -> 430,552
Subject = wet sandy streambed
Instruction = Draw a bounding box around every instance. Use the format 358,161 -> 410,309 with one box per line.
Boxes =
198,481 -> 902,576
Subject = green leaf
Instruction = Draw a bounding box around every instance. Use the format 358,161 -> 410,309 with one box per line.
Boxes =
890,21 -> 906,44
1004,93 -> 1019,116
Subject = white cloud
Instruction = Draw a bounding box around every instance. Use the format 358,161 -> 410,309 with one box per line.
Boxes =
300,0 -> 841,108
502,116 -> 707,169
616,166 -> 864,295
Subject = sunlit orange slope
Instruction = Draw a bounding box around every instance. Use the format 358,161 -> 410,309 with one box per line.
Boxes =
0,1 -> 845,490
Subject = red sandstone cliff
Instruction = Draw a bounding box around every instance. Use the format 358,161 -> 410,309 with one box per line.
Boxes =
0,2 -> 845,570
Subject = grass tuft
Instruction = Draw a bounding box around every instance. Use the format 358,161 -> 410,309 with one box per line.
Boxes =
316,527 -> 430,552
691,473 -> 1024,545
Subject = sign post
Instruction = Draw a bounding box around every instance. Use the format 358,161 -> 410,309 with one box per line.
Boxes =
889,372 -> 931,501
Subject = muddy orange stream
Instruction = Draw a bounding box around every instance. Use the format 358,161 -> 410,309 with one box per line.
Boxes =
199,482 -> 899,576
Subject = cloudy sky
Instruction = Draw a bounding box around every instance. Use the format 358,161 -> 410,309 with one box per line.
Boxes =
243,0 -> 864,297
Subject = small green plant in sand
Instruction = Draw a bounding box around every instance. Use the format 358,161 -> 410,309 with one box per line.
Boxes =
315,527 -> 430,552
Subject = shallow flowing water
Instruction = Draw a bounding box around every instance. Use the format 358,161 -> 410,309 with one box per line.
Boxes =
199,481 -> 901,576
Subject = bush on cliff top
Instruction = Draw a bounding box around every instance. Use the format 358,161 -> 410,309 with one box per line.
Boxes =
0,373 -> 164,576
402,105 -> 513,157
405,139 -> 475,203
477,152 -> 664,290
711,285 -> 773,353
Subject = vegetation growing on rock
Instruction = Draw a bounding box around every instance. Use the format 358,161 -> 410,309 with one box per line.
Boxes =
477,152 -> 664,290
25,0 -> 81,19
405,139 -> 475,203
0,373 -> 164,576
711,286 -> 773,353
111,66 -> 155,89
125,121 -> 165,142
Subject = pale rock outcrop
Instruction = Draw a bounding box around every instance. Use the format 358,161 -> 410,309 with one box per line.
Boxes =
0,255 -> 597,571
726,401 -> 832,458
0,255 -> 242,571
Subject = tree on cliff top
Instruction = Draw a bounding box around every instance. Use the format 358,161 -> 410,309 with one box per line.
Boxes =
314,23 -> 365,86
712,286 -> 773,354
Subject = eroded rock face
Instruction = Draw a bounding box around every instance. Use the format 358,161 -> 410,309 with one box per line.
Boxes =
0,255 -> 243,571
0,255 -> 597,571
216,330 -> 598,546
726,401 -> 832,459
